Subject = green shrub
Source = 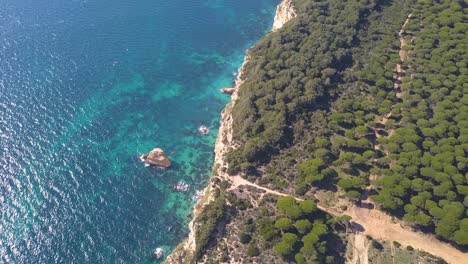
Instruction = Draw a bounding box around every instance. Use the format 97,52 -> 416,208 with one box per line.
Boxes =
239,232 -> 252,244
273,241 -> 293,256
275,217 -> 292,230
247,243 -> 260,257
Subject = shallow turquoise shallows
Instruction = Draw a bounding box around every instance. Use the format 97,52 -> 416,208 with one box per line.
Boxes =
0,0 -> 278,262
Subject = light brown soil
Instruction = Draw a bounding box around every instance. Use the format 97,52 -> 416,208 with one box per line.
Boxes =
349,234 -> 370,264
343,204 -> 468,264
227,175 -> 304,201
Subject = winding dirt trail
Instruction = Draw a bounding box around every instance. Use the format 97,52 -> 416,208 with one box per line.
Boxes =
227,175 -> 304,201
344,204 -> 468,264
370,14 -> 412,183
372,13 -> 412,150
227,176 -> 468,264
395,13 -> 412,98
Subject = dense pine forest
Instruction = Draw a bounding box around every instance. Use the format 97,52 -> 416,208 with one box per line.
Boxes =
175,0 -> 467,262
225,0 -> 467,252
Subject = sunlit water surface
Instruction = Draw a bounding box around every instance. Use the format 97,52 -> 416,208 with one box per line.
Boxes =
0,0 -> 278,262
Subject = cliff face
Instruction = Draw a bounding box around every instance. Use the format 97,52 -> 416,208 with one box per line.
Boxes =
164,1 -> 296,263
272,0 -> 297,32
163,56 -> 248,264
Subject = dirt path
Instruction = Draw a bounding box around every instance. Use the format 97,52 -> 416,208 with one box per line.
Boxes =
226,176 -> 468,264
227,175 -> 304,201
390,243 -> 396,264
372,14 -> 412,149
370,14 -> 412,181
344,204 -> 468,264
349,234 -> 370,264
398,14 -> 412,63
394,14 -> 411,98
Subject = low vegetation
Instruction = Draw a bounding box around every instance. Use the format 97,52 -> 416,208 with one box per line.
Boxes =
194,193 -> 226,260
270,196 -> 346,263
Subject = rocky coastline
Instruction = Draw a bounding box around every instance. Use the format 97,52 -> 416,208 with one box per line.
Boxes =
163,52 -> 249,264
163,1 -> 296,262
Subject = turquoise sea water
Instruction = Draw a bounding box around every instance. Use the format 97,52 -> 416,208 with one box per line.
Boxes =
0,0 -> 278,262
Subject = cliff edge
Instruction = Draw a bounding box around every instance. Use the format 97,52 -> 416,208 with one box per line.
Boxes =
164,1 -> 296,263
272,0 -> 296,32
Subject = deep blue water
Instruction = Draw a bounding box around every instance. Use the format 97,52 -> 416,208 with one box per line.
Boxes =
0,0 -> 278,262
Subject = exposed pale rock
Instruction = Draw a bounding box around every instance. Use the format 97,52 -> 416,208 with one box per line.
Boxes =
153,248 -> 165,259
199,126 -> 209,135
272,0 -> 297,32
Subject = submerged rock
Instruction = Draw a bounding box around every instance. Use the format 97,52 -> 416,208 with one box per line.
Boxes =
173,181 -> 190,192
193,190 -> 204,201
141,148 -> 171,168
198,125 -> 209,135
153,247 -> 165,259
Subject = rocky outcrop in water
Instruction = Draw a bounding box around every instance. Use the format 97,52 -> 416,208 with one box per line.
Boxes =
141,148 -> 171,168
152,248 -> 165,259
220,87 -> 235,95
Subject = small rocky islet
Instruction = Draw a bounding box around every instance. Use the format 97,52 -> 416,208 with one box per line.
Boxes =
140,148 -> 171,168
